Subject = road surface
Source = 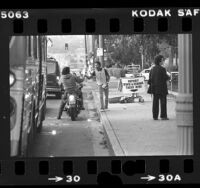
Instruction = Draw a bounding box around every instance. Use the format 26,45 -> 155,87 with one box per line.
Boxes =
27,88 -> 110,157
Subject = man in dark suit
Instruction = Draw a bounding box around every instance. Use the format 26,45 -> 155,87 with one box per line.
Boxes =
148,55 -> 170,120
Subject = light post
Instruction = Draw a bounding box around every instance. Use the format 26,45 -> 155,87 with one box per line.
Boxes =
92,35 -> 95,68
99,35 -> 104,67
84,35 -> 88,70
104,38 -> 110,67
140,46 -> 144,70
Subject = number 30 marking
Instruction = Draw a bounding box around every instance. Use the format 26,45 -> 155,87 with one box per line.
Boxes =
66,175 -> 81,183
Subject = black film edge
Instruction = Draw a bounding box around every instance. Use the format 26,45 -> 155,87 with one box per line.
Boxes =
0,8 -> 200,185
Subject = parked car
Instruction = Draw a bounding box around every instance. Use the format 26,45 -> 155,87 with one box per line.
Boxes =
46,57 -> 62,99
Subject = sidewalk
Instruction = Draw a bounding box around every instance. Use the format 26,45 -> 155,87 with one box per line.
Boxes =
87,79 -> 178,156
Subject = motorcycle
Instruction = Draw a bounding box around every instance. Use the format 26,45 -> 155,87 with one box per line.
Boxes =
64,83 -> 83,121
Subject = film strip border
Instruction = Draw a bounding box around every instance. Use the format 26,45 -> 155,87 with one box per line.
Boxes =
0,8 -> 200,185
0,9 -> 198,34
0,158 -> 197,184
13,16 -> 192,34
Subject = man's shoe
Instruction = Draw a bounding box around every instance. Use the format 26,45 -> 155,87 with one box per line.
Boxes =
57,116 -> 61,119
161,117 -> 169,120
100,108 -> 105,112
153,118 -> 158,120
80,107 -> 85,110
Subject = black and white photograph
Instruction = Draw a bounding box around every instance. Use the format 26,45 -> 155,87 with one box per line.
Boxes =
9,34 -> 193,157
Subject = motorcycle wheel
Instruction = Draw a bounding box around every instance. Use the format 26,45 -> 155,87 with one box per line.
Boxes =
70,107 -> 76,121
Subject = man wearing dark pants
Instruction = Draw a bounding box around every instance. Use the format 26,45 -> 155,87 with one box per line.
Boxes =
148,55 -> 170,120
153,94 -> 167,120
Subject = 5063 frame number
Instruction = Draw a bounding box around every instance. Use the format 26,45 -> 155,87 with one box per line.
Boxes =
1,11 -> 29,19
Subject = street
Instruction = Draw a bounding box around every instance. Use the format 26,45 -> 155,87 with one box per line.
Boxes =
27,86 -> 110,157
27,78 -> 178,157
28,78 -> 178,157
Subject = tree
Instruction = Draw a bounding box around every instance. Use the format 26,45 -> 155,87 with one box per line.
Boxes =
157,34 -> 178,71
104,35 -> 141,66
103,34 -> 177,69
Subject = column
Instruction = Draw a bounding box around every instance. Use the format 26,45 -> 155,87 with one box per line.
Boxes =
176,34 -> 193,155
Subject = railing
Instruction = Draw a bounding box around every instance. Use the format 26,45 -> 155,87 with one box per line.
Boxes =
170,72 -> 178,93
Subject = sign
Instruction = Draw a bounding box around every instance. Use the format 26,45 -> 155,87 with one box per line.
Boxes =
118,77 -> 145,93
97,48 -> 103,56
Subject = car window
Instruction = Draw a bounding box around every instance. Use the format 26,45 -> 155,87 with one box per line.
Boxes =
47,62 -> 56,74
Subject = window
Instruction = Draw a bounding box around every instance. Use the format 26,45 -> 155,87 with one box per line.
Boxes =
37,36 -> 41,60
33,36 -> 38,59
27,36 -> 31,57
47,62 -> 56,74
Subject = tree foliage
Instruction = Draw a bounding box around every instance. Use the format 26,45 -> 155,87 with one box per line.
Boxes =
104,34 -> 177,68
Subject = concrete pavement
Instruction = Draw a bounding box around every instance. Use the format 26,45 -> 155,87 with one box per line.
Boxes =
87,78 -> 178,156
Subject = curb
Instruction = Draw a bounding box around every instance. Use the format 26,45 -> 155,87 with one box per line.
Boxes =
91,90 -> 126,156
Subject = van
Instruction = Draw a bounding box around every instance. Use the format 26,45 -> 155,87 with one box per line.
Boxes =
46,57 -> 62,99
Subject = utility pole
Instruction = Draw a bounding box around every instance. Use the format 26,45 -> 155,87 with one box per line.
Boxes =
140,46 -> 144,70
84,35 -> 88,69
92,35 -> 95,68
141,52 -> 144,70
99,35 -> 104,67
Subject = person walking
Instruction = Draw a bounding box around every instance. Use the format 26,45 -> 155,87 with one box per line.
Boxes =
85,61 -> 110,111
148,55 -> 170,120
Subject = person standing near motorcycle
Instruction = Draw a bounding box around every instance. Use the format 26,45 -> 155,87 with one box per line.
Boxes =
57,67 -> 85,119
85,61 -> 110,111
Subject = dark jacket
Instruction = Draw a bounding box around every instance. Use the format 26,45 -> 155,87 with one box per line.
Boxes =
148,65 -> 170,95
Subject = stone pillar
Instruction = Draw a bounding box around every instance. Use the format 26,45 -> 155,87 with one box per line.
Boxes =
176,34 -> 193,155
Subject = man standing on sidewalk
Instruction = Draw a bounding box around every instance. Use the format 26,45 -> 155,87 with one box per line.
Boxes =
148,55 -> 170,120
85,61 -> 110,111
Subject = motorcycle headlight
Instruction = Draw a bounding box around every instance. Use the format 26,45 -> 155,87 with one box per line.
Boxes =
10,71 -> 16,87
56,76 -> 60,81
69,95 -> 75,102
